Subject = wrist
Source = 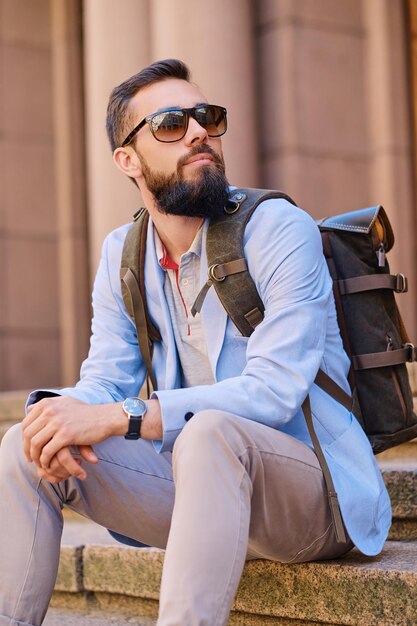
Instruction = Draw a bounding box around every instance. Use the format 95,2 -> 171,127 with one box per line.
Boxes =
141,398 -> 162,440
112,402 -> 132,436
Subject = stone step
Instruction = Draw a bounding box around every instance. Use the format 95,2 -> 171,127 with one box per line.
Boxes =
51,540 -> 417,626
376,438 -> 417,464
381,466 -> 417,540
44,605 -> 158,626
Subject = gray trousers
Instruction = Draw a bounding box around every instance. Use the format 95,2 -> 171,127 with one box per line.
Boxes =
0,410 -> 352,626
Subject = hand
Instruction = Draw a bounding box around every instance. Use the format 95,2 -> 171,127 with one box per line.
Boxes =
35,445 -> 98,483
22,396 -> 125,473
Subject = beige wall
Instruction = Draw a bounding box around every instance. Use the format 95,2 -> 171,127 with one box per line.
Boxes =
83,0 -> 150,273
1,0 -> 416,391
0,0 -> 61,390
257,0 -> 416,337
0,0 -> 90,391
407,0 -> 417,331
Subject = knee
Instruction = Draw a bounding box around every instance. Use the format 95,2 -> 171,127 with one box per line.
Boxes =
0,423 -> 28,474
172,411 -> 256,486
1,422 -> 23,455
173,410 -> 245,462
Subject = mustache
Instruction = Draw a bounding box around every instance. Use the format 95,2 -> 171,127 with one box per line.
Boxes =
177,144 -> 225,171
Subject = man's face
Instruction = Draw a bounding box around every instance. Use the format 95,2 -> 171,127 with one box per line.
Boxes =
126,78 -> 229,218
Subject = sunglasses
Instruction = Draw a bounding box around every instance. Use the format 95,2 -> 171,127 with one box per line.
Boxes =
121,104 -> 227,147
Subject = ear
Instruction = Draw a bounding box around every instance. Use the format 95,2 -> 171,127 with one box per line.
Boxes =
113,146 -> 143,180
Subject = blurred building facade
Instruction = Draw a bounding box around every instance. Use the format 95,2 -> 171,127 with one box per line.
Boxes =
0,0 -> 416,391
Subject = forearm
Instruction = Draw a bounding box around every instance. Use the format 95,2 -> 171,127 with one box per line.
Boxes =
22,396 -> 163,476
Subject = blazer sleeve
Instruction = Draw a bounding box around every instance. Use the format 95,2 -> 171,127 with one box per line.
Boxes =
27,225 -> 147,409
153,200 -> 339,452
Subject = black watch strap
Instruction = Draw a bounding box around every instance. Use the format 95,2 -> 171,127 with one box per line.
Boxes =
124,415 -> 142,440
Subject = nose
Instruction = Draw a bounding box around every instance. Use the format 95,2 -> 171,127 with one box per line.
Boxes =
184,114 -> 208,146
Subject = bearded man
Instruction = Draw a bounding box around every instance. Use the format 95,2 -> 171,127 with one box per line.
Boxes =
0,59 -> 390,626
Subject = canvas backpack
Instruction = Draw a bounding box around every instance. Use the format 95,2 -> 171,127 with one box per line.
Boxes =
120,187 -> 417,543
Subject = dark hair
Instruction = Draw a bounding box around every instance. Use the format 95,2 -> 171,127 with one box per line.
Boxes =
106,59 -> 191,152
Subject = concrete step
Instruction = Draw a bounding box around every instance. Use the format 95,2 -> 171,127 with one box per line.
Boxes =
51,540 -> 417,626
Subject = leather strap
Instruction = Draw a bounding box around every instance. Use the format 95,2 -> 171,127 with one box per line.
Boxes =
314,369 -> 352,412
302,394 -> 347,543
136,211 -> 162,343
337,273 -> 408,295
244,307 -> 264,328
352,344 -> 417,370
191,258 -> 248,316
121,267 -> 158,394
209,258 -> 248,280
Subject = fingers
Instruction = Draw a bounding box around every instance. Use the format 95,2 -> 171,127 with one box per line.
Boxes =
35,447 -> 89,483
22,397 -> 105,471
78,445 -> 99,464
36,467 -> 64,484
23,399 -> 74,467
22,399 -> 58,463
51,447 -> 87,480
34,448 -> 77,483
38,431 -> 70,470
24,421 -> 56,466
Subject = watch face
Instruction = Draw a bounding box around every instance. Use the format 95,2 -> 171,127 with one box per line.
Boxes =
123,397 -> 146,416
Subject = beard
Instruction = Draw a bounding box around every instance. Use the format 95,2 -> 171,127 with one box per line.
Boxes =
138,144 -> 230,219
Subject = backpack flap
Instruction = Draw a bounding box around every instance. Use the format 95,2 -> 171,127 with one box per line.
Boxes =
318,205 -> 393,247
318,206 -> 417,452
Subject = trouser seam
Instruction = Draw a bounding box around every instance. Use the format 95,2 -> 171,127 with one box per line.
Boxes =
91,456 -> 174,483
285,522 -> 333,563
236,444 -> 323,473
214,467 -> 248,625
10,479 -> 42,624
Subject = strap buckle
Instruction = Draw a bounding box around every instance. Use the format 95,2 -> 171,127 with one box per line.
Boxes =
395,273 -> 408,293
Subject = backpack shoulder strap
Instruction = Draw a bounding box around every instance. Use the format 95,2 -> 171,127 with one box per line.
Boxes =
192,187 -> 297,337
192,186 -> 347,542
120,209 -> 161,394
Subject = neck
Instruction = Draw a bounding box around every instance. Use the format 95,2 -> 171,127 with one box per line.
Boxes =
139,185 -> 203,263
152,212 -> 204,264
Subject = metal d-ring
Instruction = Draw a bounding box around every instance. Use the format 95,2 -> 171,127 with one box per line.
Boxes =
208,264 -> 226,281
224,192 -> 247,214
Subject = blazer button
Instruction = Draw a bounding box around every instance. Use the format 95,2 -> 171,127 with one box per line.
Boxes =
184,412 -> 194,421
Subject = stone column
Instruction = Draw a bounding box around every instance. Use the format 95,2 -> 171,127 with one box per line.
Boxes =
150,0 -> 259,189
363,0 -> 416,338
51,0 -> 90,385
83,0 -> 150,271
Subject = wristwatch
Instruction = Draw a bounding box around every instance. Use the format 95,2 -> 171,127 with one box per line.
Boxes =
122,397 -> 147,440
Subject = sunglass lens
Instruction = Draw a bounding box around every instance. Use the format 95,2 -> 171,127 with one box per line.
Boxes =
195,105 -> 227,137
151,110 -> 187,142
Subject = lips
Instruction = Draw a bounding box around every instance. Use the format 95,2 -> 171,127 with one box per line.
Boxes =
184,153 -> 214,165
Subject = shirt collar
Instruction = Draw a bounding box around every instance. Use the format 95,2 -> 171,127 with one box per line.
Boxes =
154,221 -> 205,271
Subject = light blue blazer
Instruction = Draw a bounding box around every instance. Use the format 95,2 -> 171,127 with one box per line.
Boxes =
29,198 -> 391,556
